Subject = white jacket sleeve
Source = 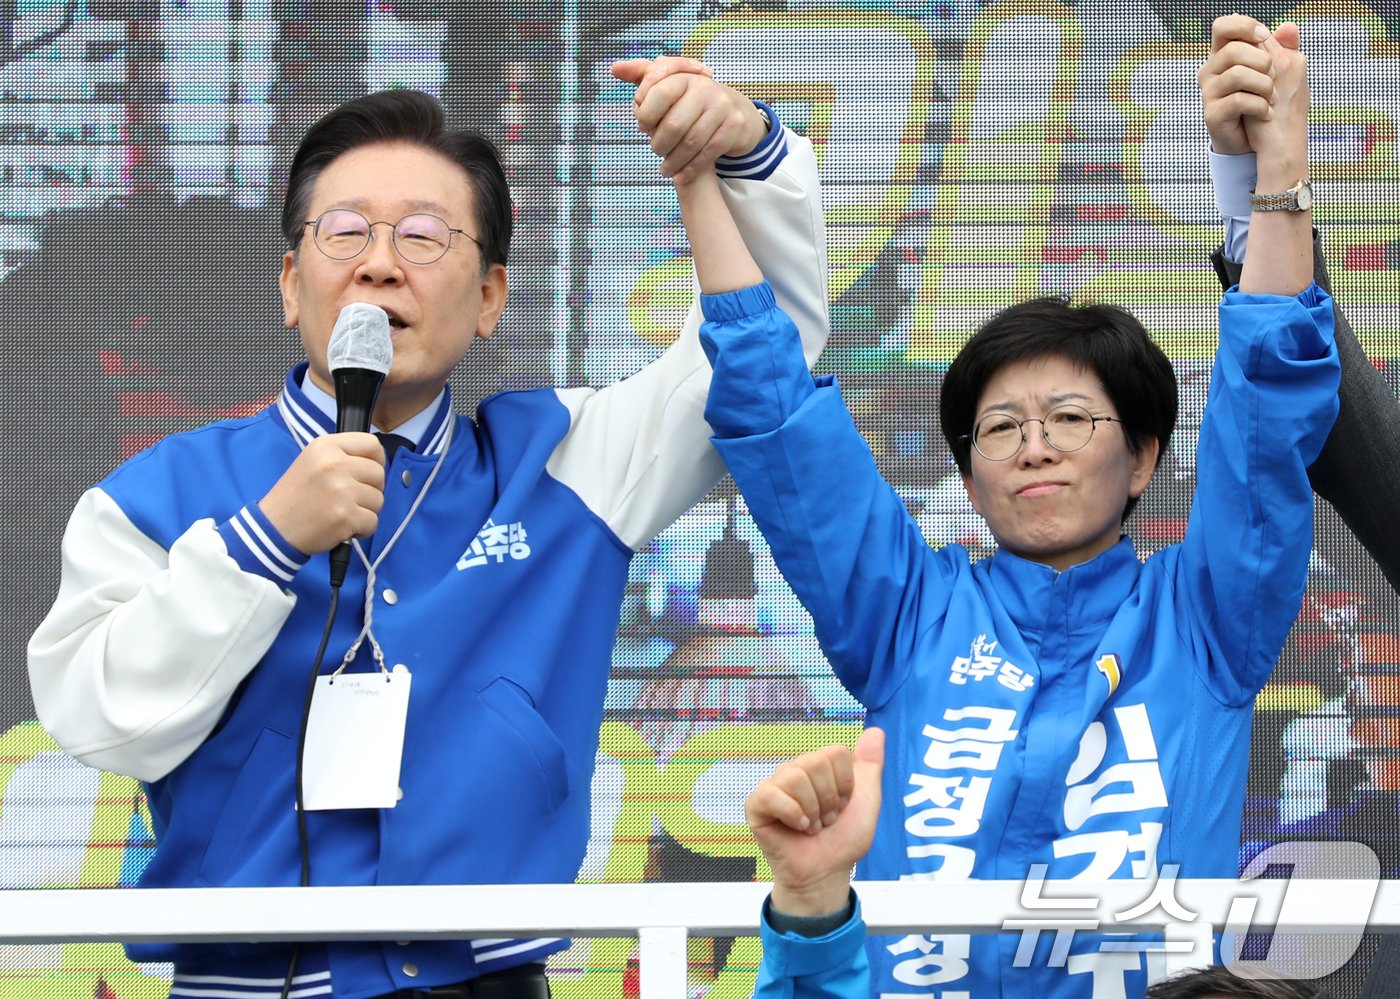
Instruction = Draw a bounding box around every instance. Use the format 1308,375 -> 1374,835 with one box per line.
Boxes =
27,488 -> 295,781
545,130 -> 829,550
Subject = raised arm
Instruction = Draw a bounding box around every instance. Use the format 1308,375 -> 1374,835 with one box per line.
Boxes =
1203,14 -> 1400,602
1183,24 -> 1340,699
668,100 -> 947,710
1236,24 -> 1311,296
543,59 -> 829,551
675,165 -> 763,294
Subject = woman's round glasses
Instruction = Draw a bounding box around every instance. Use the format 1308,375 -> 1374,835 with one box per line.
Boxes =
965,404 -> 1122,461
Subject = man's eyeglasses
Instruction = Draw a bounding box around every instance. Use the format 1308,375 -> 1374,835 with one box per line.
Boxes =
302,209 -> 481,265
963,404 -> 1123,461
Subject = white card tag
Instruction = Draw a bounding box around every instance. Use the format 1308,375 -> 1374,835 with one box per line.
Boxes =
302,664 -> 411,810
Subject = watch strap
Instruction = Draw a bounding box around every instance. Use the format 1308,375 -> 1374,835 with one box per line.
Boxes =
1249,179 -> 1312,212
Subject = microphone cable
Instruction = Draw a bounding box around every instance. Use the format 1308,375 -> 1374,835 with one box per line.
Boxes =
279,581 -> 343,999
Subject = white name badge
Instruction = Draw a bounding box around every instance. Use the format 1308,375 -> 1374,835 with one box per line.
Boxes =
302,664 -> 411,810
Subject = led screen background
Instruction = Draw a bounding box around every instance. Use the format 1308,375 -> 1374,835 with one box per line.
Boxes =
1,0 -> 1398,995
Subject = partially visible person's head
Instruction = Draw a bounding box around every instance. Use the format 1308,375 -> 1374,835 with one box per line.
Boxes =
1146,965 -> 1327,999
278,90 -> 513,429
938,296 -> 1177,570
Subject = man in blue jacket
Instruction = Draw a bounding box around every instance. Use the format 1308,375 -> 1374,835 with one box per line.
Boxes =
27,62 -> 829,999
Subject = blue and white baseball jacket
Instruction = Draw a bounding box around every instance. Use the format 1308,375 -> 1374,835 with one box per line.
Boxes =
27,122 -> 828,999
703,281 -> 1339,998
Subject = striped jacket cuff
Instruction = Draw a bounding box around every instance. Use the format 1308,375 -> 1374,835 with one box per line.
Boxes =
216,504 -> 309,584
715,100 -> 788,181
470,936 -> 569,974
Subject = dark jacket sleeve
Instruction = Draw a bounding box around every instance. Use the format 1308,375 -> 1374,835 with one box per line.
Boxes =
1213,236 -> 1400,604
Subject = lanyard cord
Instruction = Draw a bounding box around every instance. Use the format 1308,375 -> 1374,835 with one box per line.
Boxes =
333,419 -> 454,676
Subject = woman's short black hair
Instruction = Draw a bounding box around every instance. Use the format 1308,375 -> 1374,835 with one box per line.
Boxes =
938,295 -> 1178,522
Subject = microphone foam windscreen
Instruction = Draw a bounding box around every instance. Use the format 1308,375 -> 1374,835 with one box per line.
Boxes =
326,303 -> 393,375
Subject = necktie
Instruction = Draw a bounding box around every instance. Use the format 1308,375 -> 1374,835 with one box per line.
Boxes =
375,432 -> 415,466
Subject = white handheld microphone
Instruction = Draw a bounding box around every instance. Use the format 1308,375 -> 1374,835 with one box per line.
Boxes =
326,303 -> 392,588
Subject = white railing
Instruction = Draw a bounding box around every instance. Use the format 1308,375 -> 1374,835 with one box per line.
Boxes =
2,879 -> 1397,997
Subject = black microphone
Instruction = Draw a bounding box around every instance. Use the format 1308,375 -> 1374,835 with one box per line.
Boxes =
326,303 -> 393,589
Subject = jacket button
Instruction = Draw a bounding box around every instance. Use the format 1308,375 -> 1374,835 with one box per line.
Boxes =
403,962 -> 419,977
383,589 -> 398,605
402,469 -> 412,487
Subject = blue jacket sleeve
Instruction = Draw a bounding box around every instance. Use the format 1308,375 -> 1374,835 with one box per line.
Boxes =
752,897 -> 870,999
701,283 -> 958,708
700,281 -> 817,437
1180,283 -> 1339,703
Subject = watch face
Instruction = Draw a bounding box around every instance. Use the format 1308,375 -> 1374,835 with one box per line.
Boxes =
1295,182 -> 1313,211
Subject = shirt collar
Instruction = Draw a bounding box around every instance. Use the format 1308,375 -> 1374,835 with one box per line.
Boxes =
276,361 -> 455,456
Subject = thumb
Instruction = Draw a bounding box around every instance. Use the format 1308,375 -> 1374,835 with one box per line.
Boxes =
611,58 -> 650,83
852,726 -> 885,808
1272,21 -> 1301,50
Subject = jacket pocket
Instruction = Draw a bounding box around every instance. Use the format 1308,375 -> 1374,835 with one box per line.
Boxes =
195,726 -> 292,886
477,676 -> 569,812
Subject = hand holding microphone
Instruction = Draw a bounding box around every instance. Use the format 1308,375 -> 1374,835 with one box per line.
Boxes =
256,305 -> 393,582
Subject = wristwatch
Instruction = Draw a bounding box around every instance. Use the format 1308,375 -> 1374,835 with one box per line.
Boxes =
1249,179 -> 1313,212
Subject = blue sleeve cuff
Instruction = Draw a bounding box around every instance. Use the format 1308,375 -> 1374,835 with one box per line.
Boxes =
758,892 -> 867,979
216,504 -> 309,585
700,280 -> 817,438
715,100 -> 788,181
700,280 -> 777,323
1221,280 -> 1328,311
